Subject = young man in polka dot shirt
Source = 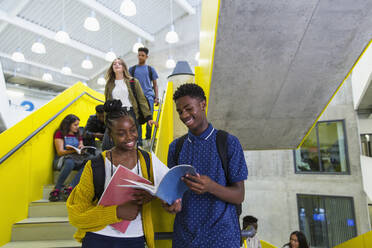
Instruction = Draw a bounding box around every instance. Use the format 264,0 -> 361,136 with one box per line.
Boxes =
163,83 -> 248,247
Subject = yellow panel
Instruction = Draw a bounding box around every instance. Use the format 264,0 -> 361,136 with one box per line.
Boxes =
334,231 -> 372,248
363,230 -> 372,247
0,82 -> 104,246
153,82 -> 175,247
261,240 -> 277,248
155,82 -> 174,164
195,0 -> 220,114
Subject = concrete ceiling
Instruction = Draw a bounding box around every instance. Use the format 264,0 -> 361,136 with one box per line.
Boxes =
0,0 -> 199,91
208,0 -> 372,150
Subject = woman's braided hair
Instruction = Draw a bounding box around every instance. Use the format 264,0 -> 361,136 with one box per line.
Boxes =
103,100 -> 135,132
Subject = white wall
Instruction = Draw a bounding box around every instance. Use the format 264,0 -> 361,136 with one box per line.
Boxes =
351,43 -> 372,109
0,63 -> 10,130
361,155 -> 372,202
359,118 -> 372,134
6,92 -> 53,128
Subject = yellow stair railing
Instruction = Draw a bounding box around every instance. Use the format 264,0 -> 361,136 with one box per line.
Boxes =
0,82 -> 104,246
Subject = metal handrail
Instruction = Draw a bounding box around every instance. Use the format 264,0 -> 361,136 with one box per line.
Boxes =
150,91 -> 165,152
0,92 -> 103,165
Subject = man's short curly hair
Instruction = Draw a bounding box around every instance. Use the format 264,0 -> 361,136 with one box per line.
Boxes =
173,83 -> 206,102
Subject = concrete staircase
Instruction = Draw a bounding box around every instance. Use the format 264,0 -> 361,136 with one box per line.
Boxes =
3,172 -> 81,248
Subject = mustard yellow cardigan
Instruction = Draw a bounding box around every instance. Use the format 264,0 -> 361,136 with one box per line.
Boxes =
66,151 -> 155,248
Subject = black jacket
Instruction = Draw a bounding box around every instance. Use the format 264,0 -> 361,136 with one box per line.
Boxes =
83,115 -> 105,147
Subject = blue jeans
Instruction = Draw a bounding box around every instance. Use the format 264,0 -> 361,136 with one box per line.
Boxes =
138,97 -> 154,146
82,232 -> 145,248
55,158 -> 83,190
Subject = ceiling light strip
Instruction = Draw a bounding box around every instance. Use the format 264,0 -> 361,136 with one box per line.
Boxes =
0,10 -> 107,60
77,0 -> 154,42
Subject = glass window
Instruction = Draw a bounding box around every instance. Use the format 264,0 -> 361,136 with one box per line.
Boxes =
297,195 -> 357,248
294,121 -> 349,173
360,134 -> 372,157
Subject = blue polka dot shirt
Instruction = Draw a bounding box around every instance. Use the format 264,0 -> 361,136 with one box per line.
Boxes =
167,124 -> 248,248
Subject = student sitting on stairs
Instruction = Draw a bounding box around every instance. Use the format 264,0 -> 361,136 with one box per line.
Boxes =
49,114 -> 91,202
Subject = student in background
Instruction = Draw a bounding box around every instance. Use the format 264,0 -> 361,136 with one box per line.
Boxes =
242,215 -> 261,248
67,100 -> 155,248
282,231 -> 309,248
83,104 -> 105,154
49,114 -> 89,202
103,57 -> 156,150
163,83 -> 248,247
129,47 -> 159,147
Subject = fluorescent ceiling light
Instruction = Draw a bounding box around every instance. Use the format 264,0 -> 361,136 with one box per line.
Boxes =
61,65 -> 72,75
105,49 -> 116,62
165,25 -> 179,44
42,72 -> 53,82
120,0 -> 136,16
97,75 -> 106,85
55,30 -> 70,44
31,38 -> 46,54
84,11 -> 100,32
81,56 -> 93,69
11,48 -> 25,63
6,89 -> 24,98
132,37 -> 144,53
166,57 -> 176,69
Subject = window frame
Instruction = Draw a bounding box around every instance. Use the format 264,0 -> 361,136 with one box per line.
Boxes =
296,193 -> 358,248
293,119 -> 351,175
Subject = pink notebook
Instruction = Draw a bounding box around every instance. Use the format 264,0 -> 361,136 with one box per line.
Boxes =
98,165 -> 152,233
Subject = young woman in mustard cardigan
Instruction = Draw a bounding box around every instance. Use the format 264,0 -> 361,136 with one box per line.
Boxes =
67,100 -> 155,248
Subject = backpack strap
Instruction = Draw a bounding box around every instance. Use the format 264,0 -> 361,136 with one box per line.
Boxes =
129,65 -> 136,77
174,134 -> 188,165
138,148 -> 151,179
91,154 -> 105,202
216,130 -> 229,184
216,130 -> 242,217
147,65 -> 153,81
129,79 -> 140,107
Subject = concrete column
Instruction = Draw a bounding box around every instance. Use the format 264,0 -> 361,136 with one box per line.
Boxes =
168,61 -> 195,139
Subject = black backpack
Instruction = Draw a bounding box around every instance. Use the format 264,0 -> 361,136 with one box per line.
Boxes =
174,130 -> 242,218
91,149 -> 151,201
129,65 -> 154,81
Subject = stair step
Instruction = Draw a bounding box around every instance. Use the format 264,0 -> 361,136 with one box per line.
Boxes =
41,170 -> 78,200
12,217 -> 76,241
29,201 -> 68,217
3,240 -> 80,248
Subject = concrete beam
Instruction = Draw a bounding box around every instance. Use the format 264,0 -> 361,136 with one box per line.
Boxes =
0,0 -> 30,35
175,0 -> 196,15
0,52 -> 89,82
4,70 -> 69,89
